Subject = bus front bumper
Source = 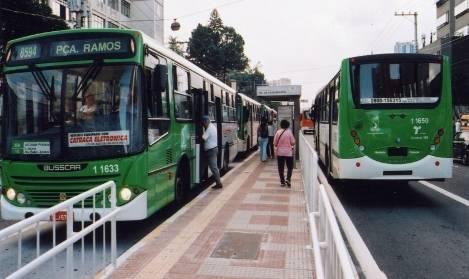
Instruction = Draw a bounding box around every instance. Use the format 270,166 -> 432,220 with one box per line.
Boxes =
338,156 -> 452,180
1,191 -> 148,221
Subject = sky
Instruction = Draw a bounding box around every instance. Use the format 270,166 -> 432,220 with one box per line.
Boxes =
164,0 -> 437,106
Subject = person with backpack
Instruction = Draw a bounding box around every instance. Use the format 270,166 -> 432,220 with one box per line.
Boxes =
258,120 -> 269,162
274,120 -> 295,187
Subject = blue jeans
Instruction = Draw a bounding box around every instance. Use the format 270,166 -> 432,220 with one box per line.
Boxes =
258,137 -> 268,161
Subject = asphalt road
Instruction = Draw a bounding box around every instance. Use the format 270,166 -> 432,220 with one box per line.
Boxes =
0,157 -> 245,278
305,134 -> 469,279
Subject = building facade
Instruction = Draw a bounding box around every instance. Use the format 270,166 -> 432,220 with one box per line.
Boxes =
268,78 -> 292,86
436,0 -> 469,38
394,42 -> 416,53
44,0 -> 164,44
421,0 -> 469,114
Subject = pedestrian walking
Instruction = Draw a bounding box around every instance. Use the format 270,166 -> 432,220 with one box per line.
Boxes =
274,120 -> 295,187
258,120 -> 269,162
202,115 -> 223,189
267,120 -> 276,159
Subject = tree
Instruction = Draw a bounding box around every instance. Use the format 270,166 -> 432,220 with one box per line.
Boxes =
168,36 -> 185,56
0,0 -> 69,54
187,9 -> 248,81
229,64 -> 267,100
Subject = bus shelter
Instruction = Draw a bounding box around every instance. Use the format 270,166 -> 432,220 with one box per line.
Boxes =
256,85 -> 302,159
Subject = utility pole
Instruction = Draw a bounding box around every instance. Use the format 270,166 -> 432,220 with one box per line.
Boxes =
395,11 -> 418,53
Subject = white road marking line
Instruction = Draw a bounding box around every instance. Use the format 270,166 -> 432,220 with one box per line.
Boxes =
418,180 -> 469,207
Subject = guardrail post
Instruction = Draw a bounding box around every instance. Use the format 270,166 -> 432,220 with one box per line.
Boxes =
311,152 -> 318,212
111,183 -> 117,267
66,205 -> 74,279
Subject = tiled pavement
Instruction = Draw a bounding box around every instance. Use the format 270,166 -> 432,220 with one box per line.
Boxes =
106,154 -> 315,279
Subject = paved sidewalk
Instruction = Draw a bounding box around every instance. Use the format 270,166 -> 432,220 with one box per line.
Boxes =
106,154 -> 315,279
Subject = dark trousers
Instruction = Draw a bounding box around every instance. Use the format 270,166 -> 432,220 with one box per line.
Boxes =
267,136 -> 274,157
277,156 -> 293,183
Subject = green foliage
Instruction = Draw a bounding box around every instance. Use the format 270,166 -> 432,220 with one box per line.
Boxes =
0,0 -> 69,53
187,9 -> 248,81
229,65 -> 266,100
168,36 -> 185,56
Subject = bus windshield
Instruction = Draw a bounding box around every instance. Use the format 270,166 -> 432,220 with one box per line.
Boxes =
4,64 -> 143,161
352,62 -> 442,106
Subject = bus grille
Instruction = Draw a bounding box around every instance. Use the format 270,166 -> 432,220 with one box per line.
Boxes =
11,175 -> 119,208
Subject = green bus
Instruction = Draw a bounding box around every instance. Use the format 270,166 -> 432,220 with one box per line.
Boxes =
0,29 -> 244,221
313,54 -> 452,180
236,93 -> 261,152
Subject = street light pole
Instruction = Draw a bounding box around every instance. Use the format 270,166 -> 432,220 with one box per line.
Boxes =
395,11 -> 418,53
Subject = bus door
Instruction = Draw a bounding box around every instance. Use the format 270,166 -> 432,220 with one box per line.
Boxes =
193,88 -> 208,183
215,96 -> 223,168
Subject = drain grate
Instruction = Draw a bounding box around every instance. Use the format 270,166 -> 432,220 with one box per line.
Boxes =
210,232 -> 263,260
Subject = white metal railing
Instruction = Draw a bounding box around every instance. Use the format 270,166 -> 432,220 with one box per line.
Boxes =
0,181 -> 120,279
299,133 -> 357,279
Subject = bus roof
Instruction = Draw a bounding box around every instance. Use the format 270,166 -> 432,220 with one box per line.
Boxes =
4,28 -> 237,95
141,32 -> 236,95
5,28 -> 140,49
237,93 -> 261,106
348,53 -> 443,63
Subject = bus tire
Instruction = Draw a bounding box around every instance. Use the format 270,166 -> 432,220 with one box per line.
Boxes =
175,159 -> 190,205
463,151 -> 469,165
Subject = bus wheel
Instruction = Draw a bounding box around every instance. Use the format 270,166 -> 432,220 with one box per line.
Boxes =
175,164 -> 189,205
463,152 -> 469,165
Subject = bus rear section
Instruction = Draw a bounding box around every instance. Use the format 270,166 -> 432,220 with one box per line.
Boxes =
318,54 -> 453,181
300,109 -> 314,134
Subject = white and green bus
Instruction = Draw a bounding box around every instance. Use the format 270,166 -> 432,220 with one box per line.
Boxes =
313,54 -> 453,180
0,29 -> 248,221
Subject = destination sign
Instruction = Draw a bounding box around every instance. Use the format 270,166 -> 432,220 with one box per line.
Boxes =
50,37 -> 130,57
7,36 -> 133,64
10,43 -> 42,61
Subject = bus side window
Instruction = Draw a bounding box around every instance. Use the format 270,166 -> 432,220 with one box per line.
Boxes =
173,66 -> 192,120
332,77 -> 339,123
145,53 -> 170,144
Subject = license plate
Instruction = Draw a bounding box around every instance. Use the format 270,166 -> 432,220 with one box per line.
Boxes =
51,211 -> 68,222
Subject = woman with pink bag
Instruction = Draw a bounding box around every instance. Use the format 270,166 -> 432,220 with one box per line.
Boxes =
274,120 -> 296,187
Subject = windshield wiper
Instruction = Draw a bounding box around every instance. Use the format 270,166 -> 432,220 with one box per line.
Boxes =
73,60 -> 103,99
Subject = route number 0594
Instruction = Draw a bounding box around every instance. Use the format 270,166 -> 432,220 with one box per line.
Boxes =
93,164 -> 119,174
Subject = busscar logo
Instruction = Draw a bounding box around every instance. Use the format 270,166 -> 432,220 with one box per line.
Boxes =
39,164 -> 87,172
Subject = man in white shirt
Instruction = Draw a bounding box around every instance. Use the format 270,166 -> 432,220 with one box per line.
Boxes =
202,115 -> 222,189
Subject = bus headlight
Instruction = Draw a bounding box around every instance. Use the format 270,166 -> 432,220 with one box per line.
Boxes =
16,193 -> 26,204
119,188 -> 132,201
6,188 -> 16,201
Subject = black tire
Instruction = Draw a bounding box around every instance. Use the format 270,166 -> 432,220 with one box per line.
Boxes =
175,165 -> 189,205
463,151 -> 469,165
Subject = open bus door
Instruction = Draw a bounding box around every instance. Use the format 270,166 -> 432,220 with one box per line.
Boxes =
193,88 -> 208,183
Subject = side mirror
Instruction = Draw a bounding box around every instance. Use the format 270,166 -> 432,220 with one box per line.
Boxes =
152,64 -> 167,93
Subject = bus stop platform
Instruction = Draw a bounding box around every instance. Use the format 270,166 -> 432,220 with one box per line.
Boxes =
105,153 -> 315,279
